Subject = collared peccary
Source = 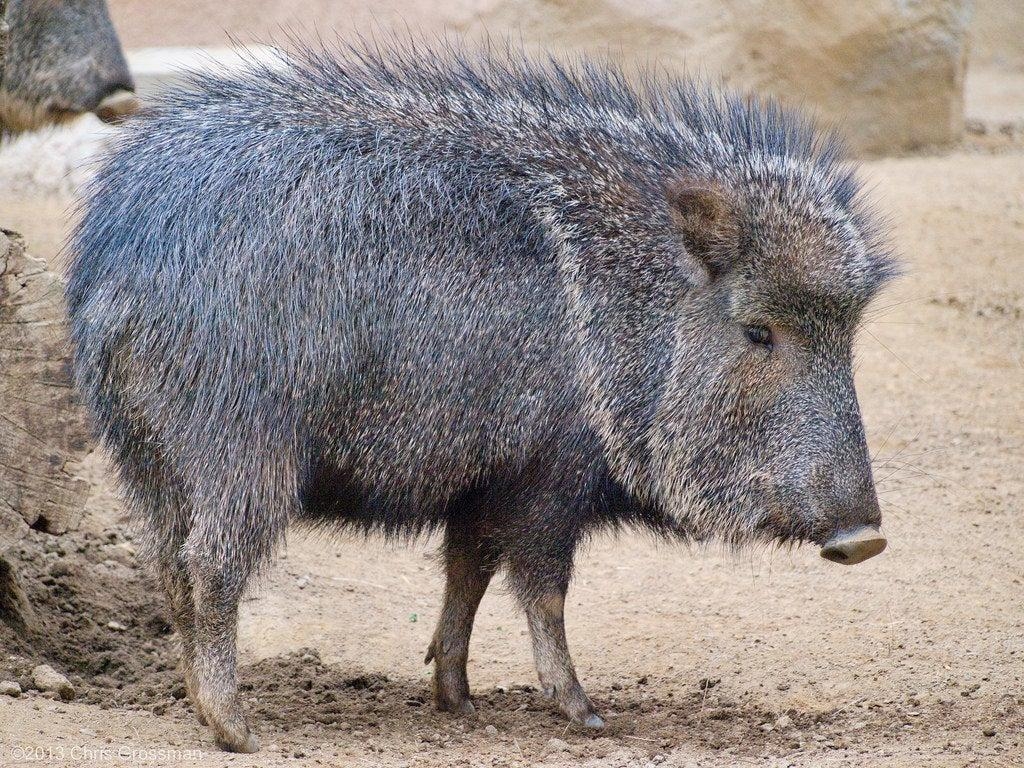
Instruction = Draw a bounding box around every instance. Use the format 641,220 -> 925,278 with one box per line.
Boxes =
0,0 -> 136,133
67,43 -> 896,752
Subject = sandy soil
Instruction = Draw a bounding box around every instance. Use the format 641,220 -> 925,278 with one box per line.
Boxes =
0,140 -> 1022,767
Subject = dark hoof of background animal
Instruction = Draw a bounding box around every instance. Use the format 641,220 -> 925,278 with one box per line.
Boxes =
216,732 -> 259,754
820,526 -> 887,565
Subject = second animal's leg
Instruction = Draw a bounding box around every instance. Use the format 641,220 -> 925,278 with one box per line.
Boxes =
425,520 -> 498,713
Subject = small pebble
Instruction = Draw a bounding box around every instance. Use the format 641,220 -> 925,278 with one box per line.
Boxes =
32,664 -> 75,701
547,737 -> 570,752
484,725 -> 498,736
983,727 -> 996,737
0,681 -> 21,697
107,620 -> 127,631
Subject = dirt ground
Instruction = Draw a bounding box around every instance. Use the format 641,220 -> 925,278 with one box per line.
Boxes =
1,58 -> 1024,768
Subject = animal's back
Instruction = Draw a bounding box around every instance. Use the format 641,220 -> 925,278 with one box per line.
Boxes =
67,47 -> 594,534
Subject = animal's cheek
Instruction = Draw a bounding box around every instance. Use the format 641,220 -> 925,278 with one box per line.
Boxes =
729,351 -> 790,416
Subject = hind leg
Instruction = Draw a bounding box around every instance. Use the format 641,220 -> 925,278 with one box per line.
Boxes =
186,558 -> 259,753
425,519 -> 498,714
157,558 -> 206,725
183,471 -> 292,753
118,466 -> 207,724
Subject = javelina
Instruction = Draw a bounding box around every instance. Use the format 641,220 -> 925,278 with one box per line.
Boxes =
0,0 -> 136,133
67,43 -> 896,752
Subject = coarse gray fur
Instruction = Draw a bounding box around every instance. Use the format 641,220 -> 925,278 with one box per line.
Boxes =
67,40 -> 897,752
0,0 -> 132,133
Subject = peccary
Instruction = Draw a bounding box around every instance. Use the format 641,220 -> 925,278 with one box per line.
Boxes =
67,43 -> 896,752
0,0 -> 136,133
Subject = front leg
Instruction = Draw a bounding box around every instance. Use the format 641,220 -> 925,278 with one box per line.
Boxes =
425,520 -> 497,714
520,589 -> 604,728
505,505 -> 604,730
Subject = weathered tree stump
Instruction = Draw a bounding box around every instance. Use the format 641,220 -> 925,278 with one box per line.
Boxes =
0,230 -> 93,627
0,229 -> 92,547
0,0 -> 8,70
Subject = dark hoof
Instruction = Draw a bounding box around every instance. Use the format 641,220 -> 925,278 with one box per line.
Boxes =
437,697 -> 476,715
216,732 -> 260,753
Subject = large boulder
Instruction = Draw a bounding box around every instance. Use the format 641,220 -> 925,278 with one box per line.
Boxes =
448,0 -> 970,155
721,0 -> 970,154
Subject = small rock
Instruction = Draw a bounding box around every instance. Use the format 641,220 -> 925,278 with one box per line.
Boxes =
0,681 -> 22,697
484,724 -> 498,736
775,714 -> 793,729
32,665 -> 75,701
983,727 -> 996,737
547,737 -> 570,752
296,576 -> 310,589
107,620 -> 127,631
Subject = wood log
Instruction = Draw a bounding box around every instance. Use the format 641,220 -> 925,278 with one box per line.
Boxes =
0,229 -> 92,555
0,0 -> 8,74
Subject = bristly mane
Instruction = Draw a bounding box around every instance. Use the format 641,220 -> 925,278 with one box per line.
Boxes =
149,36 -> 861,207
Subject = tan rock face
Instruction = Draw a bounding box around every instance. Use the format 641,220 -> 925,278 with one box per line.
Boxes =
450,0 -> 970,155
721,0 -> 970,153
106,0 -> 971,153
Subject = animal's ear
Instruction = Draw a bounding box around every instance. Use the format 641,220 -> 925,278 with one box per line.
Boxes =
666,178 -> 739,280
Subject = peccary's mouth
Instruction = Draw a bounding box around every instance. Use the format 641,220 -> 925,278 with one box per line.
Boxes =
819,526 -> 887,565
95,90 -> 140,124
42,90 -> 139,126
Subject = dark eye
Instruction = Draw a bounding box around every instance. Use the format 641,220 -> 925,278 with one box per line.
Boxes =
744,325 -> 773,350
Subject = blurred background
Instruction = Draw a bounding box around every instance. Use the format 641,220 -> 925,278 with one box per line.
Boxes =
102,0 -> 1020,155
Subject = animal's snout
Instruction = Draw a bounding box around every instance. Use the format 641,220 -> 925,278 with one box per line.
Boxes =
94,87 -> 138,124
820,526 -> 886,565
